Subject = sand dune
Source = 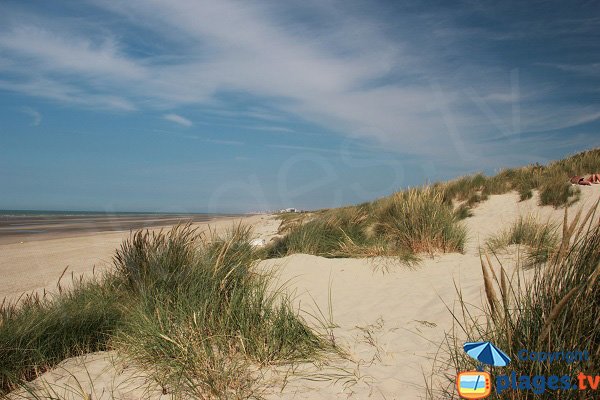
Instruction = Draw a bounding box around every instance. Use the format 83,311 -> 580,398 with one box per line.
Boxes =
5,185 -> 600,399
257,187 -> 600,399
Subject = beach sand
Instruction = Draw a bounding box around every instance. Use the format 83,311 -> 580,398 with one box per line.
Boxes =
0,214 -> 279,303
4,185 -> 600,399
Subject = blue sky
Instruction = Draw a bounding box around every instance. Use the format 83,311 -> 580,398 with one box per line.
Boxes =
0,0 -> 599,213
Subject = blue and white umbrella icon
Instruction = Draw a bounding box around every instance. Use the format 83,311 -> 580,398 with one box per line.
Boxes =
463,341 -> 511,367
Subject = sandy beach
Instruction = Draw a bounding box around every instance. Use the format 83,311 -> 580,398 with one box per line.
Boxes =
0,213 -> 278,303
2,2 -> 599,398
3,185 -> 599,399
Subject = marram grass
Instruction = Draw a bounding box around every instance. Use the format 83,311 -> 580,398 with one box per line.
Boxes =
0,273 -> 126,394
0,224 -> 336,398
439,147 -> 599,210
267,148 -> 600,261
485,215 -> 560,267
114,224 -> 333,398
428,204 -> 600,399
265,186 -> 466,260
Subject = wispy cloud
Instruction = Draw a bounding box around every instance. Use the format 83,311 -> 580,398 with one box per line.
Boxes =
163,113 -> 192,127
537,62 -> 600,77
153,128 -> 243,146
0,78 -> 136,111
0,0 -> 598,161
204,138 -> 244,146
21,107 -> 41,126
0,26 -> 145,80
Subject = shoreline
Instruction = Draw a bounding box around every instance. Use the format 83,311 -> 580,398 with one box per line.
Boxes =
0,212 -> 248,245
0,214 -> 277,302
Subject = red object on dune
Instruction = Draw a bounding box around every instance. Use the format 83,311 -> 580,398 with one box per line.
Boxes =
570,176 -> 591,186
589,173 -> 600,184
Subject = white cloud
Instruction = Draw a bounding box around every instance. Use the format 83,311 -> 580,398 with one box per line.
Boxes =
0,78 -> 136,111
0,26 -> 146,80
21,107 -> 41,126
163,113 -> 192,127
0,0 -> 597,159
538,63 -> 600,77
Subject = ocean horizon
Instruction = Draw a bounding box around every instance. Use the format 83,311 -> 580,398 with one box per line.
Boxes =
0,209 -> 243,217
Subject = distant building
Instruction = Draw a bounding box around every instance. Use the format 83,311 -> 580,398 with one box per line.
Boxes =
279,208 -> 301,213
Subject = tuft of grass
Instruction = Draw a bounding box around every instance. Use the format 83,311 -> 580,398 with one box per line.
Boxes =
266,187 -> 466,259
486,215 -> 560,267
113,223 -> 199,289
276,212 -> 312,235
267,218 -> 364,258
431,204 -> 600,399
374,187 -> 467,254
453,204 -> 473,220
1,224 -> 335,398
518,186 -> 533,201
113,224 -> 334,398
538,179 -> 580,207
0,274 -> 126,394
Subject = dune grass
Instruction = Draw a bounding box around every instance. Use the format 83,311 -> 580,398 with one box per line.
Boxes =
267,148 -> 599,261
485,215 -> 560,267
374,187 -> 467,254
0,224 -> 335,398
438,147 -> 600,211
538,179 -> 581,208
114,225 -> 331,398
265,186 -> 466,259
0,274 -> 126,394
430,205 -> 599,399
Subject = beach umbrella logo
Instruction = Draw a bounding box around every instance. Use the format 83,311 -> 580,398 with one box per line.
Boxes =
456,342 -> 510,399
463,341 -> 511,367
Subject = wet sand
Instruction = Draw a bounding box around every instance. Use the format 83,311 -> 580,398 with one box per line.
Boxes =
0,212 -> 241,245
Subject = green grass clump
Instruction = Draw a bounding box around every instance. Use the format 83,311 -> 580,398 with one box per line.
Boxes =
374,187 -> 467,254
266,206 -> 379,258
431,205 -> 600,399
1,224 -> 333,398
266,187 -> 466,259
440,173 -> 488,203
0,274 -> 126,393
538,179 -> 580,207
518,186 -> 533,201
438,148 -> 599,211
453,204 -> 473,220
267,218 -> 358,257
486,215 -> 560,267
114,225 -> 331,398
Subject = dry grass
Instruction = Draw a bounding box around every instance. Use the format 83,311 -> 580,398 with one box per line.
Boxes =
439,147 -> 599,211
429,203 -> 600,399
1,224 -> 337,399
268,148 -> 599,261
485,215 -> 560,267
265,186 -> 466,260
